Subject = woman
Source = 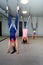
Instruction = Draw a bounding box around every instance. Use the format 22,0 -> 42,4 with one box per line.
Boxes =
7,10 -> 19,54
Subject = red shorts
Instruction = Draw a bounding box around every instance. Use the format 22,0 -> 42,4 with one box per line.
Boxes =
10,38 -> 15,43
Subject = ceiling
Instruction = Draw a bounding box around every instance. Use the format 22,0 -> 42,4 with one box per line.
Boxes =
0,0 -> 43,17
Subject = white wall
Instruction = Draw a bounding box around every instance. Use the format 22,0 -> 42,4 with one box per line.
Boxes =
2,18 -> 9,36
1,16 -> 43,36
38,17 -> 43,36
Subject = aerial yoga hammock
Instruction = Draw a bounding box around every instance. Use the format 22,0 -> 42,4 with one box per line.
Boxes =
7,8 -> 19,54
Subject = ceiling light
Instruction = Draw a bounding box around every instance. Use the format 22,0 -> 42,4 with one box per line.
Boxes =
22,11 -> 27,14
21,0 -> 28,4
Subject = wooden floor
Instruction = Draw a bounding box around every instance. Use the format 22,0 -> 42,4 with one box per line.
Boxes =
0,37 -> 43,65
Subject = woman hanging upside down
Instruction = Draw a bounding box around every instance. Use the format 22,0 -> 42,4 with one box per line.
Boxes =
32,30 -> 37,39
22,28 -> 28,43
7,10 -> 19,54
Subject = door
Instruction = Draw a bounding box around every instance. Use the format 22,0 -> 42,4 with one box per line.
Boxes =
19,22 -> 22,36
